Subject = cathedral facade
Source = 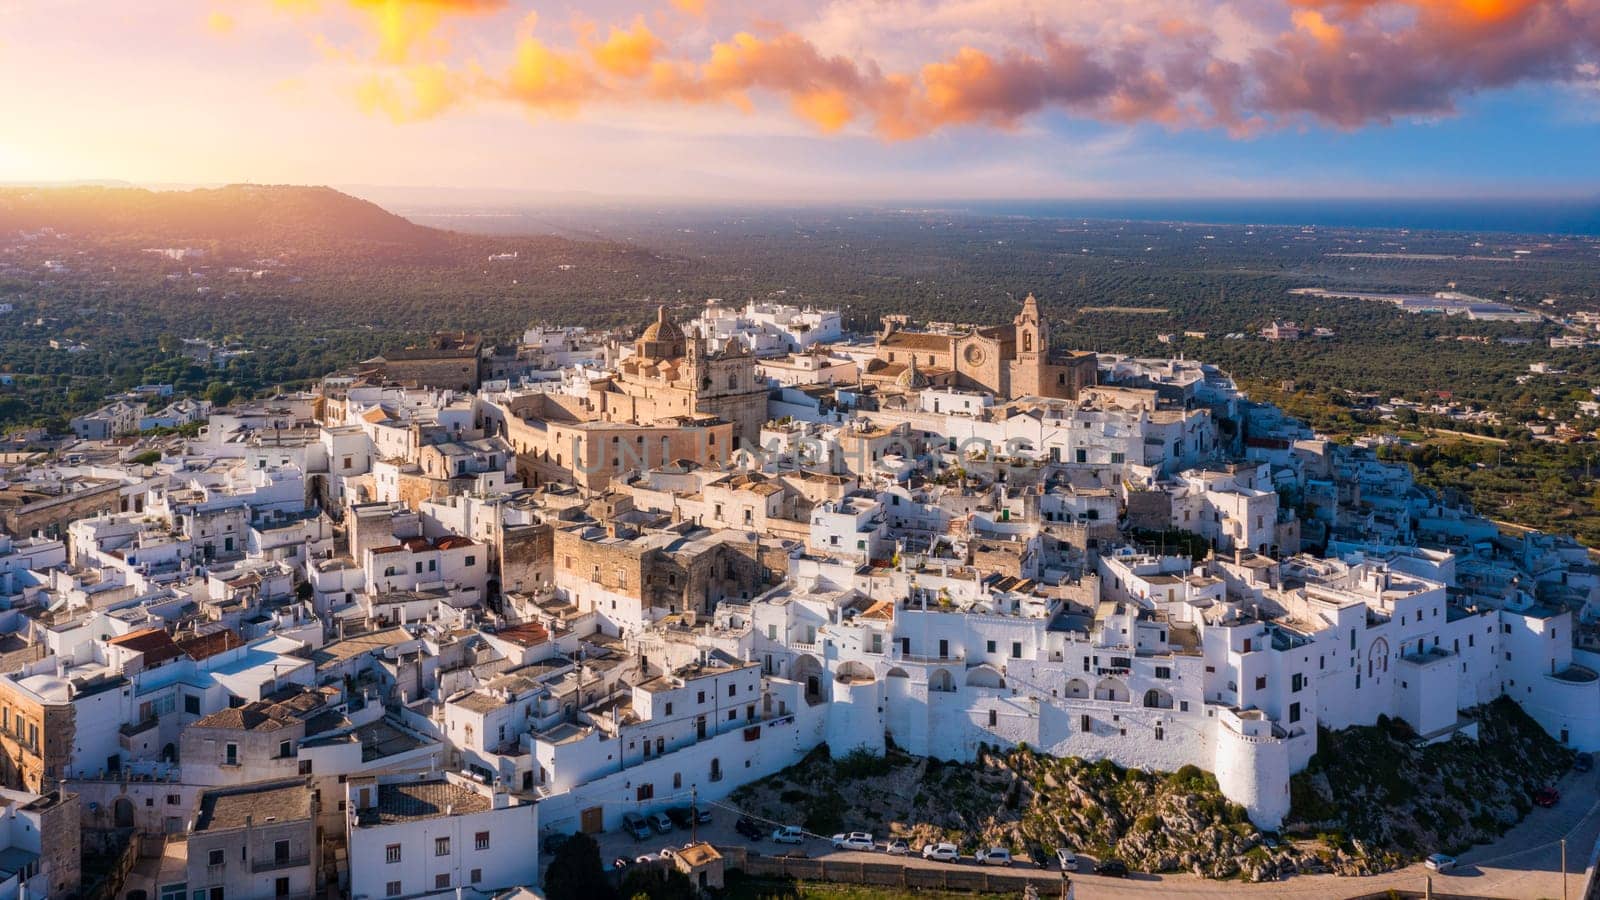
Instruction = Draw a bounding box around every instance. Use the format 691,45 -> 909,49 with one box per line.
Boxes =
868,295 -> 1097,400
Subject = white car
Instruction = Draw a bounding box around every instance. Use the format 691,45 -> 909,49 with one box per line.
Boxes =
1425,853 -> 1456,872
1055,848 -> 1078,872
886,838 -> 911,856
771,825 -> 806,844
922,842 -> 960,862
832,832 -> 875,851
976,847 -> 1013,866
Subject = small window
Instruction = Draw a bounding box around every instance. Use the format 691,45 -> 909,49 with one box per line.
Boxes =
436,836 -> 450,856
475,831 -> 491,851
208,849 -> 225,867
386,844 -> 402,864
386,882 -> 402,898
279,740 -> 291,759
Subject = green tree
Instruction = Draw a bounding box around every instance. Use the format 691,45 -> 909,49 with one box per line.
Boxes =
204,381 -> 236,406
618,865 -> 695,900
544,833 -> 617,900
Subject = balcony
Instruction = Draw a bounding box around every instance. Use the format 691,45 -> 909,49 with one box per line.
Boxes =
893,651 -> 965,666
252,855 -> 310,874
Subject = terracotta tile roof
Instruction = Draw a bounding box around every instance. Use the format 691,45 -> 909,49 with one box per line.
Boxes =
176,628 -> 246,661
881,332 -> 955,352
493,622 -> 549,648
106,627 -> 182,667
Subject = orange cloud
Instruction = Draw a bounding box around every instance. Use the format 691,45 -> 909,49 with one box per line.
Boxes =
355,62 -> 462,121
502,35 -> 598,113
793,88 -> 854,131
587,19 -> 663,79
240,0 -> 1600,140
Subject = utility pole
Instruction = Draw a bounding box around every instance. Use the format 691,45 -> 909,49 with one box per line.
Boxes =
1562,837 -> 1567,900
691,785 -> 699,844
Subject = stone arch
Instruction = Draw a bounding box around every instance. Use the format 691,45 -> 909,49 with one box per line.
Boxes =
1064,677 -> 1090,699
1142,688 -> 1174,709
885,667 -> 910,679
1368,636 -> 1390,678
928,668 -> 956,693
1094,677 -> 1129,702
965,664 -> 1006,689
794,654 -> 826,703
113,797 -> 135,828
835,660 -> 875,684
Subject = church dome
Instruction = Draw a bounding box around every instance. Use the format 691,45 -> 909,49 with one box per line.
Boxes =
641,305 -> 684,345
896,358 -> 930,390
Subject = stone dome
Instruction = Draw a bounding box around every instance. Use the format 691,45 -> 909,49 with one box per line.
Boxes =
896,357 -> 930,390
640,305 -> 684,345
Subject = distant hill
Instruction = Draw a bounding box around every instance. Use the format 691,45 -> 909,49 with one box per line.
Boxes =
0,184 -> 448,256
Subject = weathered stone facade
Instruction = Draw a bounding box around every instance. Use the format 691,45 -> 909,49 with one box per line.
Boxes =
0,480 -> 122,541
0,681 -> 74,793
375,333 -> 484,391
868,295 -> 1096,401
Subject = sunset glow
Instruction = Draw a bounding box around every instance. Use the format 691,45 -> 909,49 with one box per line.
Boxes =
2,0 -> 1597,198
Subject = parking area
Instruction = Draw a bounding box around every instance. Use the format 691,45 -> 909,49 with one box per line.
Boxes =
566,770 -> 1600,899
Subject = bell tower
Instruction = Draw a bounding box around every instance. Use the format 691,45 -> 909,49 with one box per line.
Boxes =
1010,293 -> 1047,398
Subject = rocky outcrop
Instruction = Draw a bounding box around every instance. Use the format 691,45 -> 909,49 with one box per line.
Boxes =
1285,697 -> 1574,874
729,743 -> 1290,879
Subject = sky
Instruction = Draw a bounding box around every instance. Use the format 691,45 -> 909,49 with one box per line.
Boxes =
1,0 -> 1598,202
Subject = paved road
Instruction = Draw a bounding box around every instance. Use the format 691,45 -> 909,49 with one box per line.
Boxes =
593,767 -> 1600,899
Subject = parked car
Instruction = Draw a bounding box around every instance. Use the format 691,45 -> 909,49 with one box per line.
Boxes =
694,805 -> 713,825
886,838 -> 910,856
622,813 -> 652,841
1534,787 -> 1561,808
634,855 -> 656,865
1055,848 -> 1079,872
832,832 -> 876,851
735,816 -> 764,840
665,806 -> 694,828
1095,859 -> 1130,877
1577,753 -> 1594,773
650,811 -> 675,834
772,825 -> 806,844
976,847 -> 1013,866
1425,853 -> 1457,873
922,842 -> 960,862
611,857 -> 632,871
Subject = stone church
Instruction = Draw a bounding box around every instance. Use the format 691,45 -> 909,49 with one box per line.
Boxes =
603,306 -> 768,447
867,295 -> 1097,400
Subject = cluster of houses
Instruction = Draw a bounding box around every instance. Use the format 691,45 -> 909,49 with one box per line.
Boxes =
0,296 -> 1598,898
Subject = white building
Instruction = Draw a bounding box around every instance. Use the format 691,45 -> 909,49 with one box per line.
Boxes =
345,772 -> 537,899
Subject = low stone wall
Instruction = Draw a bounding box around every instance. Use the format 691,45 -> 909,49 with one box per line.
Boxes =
725,847 -> 1072,894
